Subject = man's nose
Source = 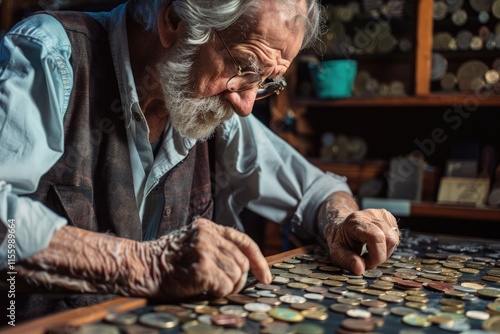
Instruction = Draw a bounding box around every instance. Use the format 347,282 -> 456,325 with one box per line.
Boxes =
223,87 -> 258,117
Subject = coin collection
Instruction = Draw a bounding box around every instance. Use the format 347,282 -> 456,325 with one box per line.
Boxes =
432,0 -> 500,93
307,0 -> 414,98
66,234 -> 500,334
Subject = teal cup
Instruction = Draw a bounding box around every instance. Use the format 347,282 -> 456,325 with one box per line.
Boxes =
308,59 -> 358,99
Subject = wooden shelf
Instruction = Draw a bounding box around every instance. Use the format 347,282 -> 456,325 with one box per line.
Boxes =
411,202 -> 500,222
294,94 -> 500,108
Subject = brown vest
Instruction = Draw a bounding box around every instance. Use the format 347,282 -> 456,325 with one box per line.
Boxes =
10,10 -> 213,322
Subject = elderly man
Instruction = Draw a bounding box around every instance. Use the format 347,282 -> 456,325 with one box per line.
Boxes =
0,0 -> 398,322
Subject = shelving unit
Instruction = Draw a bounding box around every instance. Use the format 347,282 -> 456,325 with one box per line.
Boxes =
274,0 -> 500,226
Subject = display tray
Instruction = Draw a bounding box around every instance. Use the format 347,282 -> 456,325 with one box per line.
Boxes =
4,233 -> 500,334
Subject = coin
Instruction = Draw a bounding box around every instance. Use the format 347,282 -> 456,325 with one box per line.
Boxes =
279,295 -> 307,304
402,314 -> 432,327
368,307 -> 390,316
431,53 -> 448,81
269,308 -> 304,323
482,315 -> 500,331
243,302 -> 272,313
290,323 -> 324,334
346,308 -> 372,319
427,281 -> 455,292
195,305 -> 219,316
300,309 -> 328,321
451,8 -> 468,25
274,263 -> 295,269
211,314 -> 245,328
287,282 -> 309,290
340,318 -> 375,332
256,297 -> 281,306
391,306 -> 416,316
479,288 -> 500,298
182,321 -> 224,334
139,312 -> 179,329
434,1 -> 448,20
379,294 -> 404,303
226,294 -> 256,305
329,303 -> 356,314
261,321 -> 294,334
219,305 -> 248,317
466,310 -> 491,320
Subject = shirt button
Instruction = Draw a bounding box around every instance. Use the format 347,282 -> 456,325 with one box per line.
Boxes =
133,112 -> 142,122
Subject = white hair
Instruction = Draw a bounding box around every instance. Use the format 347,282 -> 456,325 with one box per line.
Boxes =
126,0 -> 324,49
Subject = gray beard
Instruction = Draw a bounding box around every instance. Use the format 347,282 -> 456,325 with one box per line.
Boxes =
157,43 -> 233,141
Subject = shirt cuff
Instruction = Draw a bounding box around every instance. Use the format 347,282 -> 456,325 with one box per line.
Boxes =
290,172 -> 352,240
0,185 -> 67,269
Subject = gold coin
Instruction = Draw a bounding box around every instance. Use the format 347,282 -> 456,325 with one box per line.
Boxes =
347,279 -> 368,286
440,299 -> 465,309
195,305 -> 219,316
385,290 -> 407,297
405,295 -> 429,303
364,289 -> 386,296
405,302 -> 427,310
482,315 -> 500,332
299,278 -> 323,286
329,275 -> 349,282
322,280 -> 343,287
268,308 -> 304,323
477,287 -> 500,298
459,268 -> 480,274
427,314 -> 454,325
287,282 -> 309,290
378,294 -> 404,303
248,311 -> 273,323
346,285 -> 367,293
402,313 -> 432,327
300,309 -> 329,321
487,302 -> 500,313
440,306 -> 464,314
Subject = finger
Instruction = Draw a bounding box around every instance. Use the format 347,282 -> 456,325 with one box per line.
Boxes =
329,242 -> 366,275
356,223 -> 389,270
214,223 -> 272,284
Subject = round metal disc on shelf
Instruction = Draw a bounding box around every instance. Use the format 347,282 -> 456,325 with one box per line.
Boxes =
479,26 -> 491,41
433,32 -> 453,50
440,72 -> 458,91
456,60 -> 489,91
470,0 -> 493,12
470,36 -> 484,50
389,80 -> 406,95
377,33 -> 397,54
434,1 -> 449,20
354,71 -> 371,96
492,57 -> 500,70
485,69 -> 500,84
399,38 -> 413,52
445,0 -> 464,12
478,10 -> 490,23
492,0 -> 500,18
431,53 -> 448,81
456,30 -> 473,50
451,8 -> 468,26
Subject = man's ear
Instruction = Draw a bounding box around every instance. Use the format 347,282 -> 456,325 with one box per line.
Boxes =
158,2 -> 182,47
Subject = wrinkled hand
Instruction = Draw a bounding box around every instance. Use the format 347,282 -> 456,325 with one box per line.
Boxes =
324,209 -> 399,275
142,218 -> 272,299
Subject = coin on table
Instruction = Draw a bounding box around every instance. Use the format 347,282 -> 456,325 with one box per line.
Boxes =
105,312 -> 138,326
269,308 -> 304,323
75,324 -> 120,334
477,287 -> 500,299
256,284 -> 281,291
402,313 -> 432,327
363,269 -> 383,279
330,303 -> 356,314
284,258 -> 301,264
340,318 -> 375,332
226,294 -> 256,305
466,310 -> 491,320
219,305 -> 248,317
305,286 -> 328,294
274,262 -> 295,269
391,306 -> 416,317
307,273 -> 331,280
272,276 -> 290,285
300,278 -> 323,286
368,307 -> 390,316
290,301 -> 326,311
243,302 -> 272,313
440,298 -> 465,309
287,282 -> 309,290
256,297 -> 281,306
440,322 -> 471,332
346,308 -> 372,319
291,323 -> 324,334
182,321 -> 224,334
427,281 -> 455,292
379,294 -> 404,303
300,309 -> 328,321
211,314 -> 245,328
427,314 -> 453,325
120,324 -> 160,334
248,311 -> 273,323
487,301 -> 500,313
279,295 -> 307,304
303,293 -> 325,301
482,315 -> 500,331
322,280 -> 343,287
139,312 -> 179,329
195,305 -> 219,316
261,321 -> 294,334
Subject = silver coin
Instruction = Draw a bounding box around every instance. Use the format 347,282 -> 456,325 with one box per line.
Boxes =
451,8 -> 468,26
471,0 -> 493,12
433,32 -> 453,50
434,1 -> 448,20
139,312 -> 179,329
494,0 -> 500,18
440,72 -> 457,91
219,305 -> 248,317
243,302 -> 272,312
346,308 -> 372,319
456,30 -> 473,50
303,293 -> 325,301
279,295 -> 307,304
431,53 -> 448,81
445,0 -> 464,12
479,10 -> 490,23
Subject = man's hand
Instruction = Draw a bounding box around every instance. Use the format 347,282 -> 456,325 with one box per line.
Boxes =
146,218 -> 272,299
13,220 -> 272,300
324,209 -> 399,275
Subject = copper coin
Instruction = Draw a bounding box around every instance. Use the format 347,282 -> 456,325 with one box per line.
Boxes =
226,294 -> 256,305
211,314 -> 245,327
427,282 -> 455,292
341,318 -> 375,332
361,299 -> 387,308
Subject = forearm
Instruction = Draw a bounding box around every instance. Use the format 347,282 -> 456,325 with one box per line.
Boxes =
10,225 -> 154,296
317,191 -> 359,239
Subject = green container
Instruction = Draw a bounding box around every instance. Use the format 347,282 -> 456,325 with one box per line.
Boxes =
308,59 -> 357,99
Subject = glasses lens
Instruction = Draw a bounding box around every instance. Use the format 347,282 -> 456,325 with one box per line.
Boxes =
227,71 -> 262,92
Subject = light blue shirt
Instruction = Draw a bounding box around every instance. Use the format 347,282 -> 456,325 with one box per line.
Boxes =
0,4 -> 351,269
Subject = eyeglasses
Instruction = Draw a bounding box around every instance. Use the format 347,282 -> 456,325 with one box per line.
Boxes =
214,30 -> 286,100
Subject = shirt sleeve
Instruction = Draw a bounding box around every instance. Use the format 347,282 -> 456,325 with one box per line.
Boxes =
0,14 -> 73,269
214,114 -> 352,240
